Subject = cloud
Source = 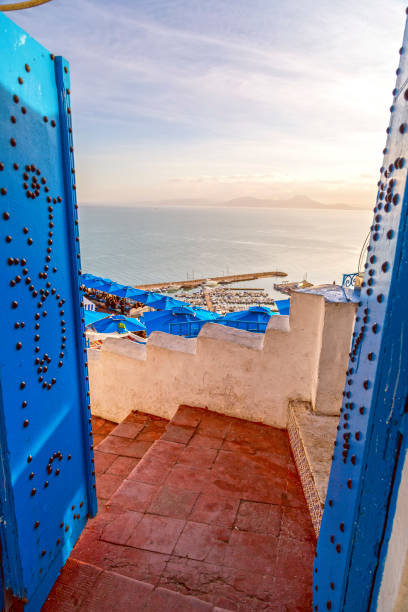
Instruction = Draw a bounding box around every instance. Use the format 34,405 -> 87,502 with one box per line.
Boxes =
8,0 -> 407,205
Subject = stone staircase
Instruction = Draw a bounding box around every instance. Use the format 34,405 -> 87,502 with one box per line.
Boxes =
93,411 -> 169,510
43,406 -> 315,611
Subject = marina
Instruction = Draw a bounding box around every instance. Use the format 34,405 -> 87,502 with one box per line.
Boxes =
131,270 -> 288,315
176,286 -> 277,314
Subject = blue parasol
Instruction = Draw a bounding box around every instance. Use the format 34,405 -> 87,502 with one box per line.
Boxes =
141,306 -> 217,336
134,291 -> 167,305
90,314 -> 146,334
84,310 -> 111,327
147,295 -> 187,310
94,281 -> 123,294
82,277 -> 110,290
109,285 -> 148,300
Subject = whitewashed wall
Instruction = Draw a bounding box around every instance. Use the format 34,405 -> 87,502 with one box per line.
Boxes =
87,292 -> 356,428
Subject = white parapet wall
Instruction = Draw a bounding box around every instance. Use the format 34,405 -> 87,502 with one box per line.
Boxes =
88,292 -> 356,428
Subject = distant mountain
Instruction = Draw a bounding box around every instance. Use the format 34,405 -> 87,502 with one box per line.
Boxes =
219,195 -> 365,210
151,195 -> 368,210
84,195 -> 369,210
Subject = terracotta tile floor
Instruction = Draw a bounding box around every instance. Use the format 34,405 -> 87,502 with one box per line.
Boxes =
44,406 -> 315,611
92,411 -> 168,509
91,415 -> 117,447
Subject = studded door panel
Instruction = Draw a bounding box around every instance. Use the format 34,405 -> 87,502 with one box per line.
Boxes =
0,15 -> 96,611
314,13 -> 408,612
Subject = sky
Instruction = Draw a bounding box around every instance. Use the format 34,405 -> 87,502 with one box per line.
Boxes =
7,0 -> 408,207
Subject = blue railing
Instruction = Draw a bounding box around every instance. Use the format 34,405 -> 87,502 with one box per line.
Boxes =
168,319 -> 268,337
222,321 -> 267,333
342,273 -> 359,288
169,320 -> 209,337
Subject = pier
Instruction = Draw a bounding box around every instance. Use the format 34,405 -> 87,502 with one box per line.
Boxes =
135,270 -> 287,291
274,279 -> 313,295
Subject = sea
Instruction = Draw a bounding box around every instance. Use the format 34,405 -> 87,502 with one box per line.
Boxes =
78,205 -> 373,300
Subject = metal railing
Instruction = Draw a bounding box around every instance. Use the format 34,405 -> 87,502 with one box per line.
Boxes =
168,319 -> 268,336
222,321 -> 267,333
169,320 -> 209,337
342,273 -> 359,288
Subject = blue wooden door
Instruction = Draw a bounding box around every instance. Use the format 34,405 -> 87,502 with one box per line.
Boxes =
0,14 -> 96,611
314,11 -> 408,612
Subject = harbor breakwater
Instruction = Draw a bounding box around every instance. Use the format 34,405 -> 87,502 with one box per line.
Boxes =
135,270 -> 287,291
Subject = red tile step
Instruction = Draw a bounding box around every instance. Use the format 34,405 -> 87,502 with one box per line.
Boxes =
91,415 -> 117,448
93,411 -> 168,509
44,406 -> 316,611
43,558 -> 230,611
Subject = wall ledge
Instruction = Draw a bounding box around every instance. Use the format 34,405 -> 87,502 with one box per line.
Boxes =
266,315 -> 290,332
101,337 -> 146,361
87,348 -> 101,361
149,331 -> 197,354
198,322 -> 264,351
